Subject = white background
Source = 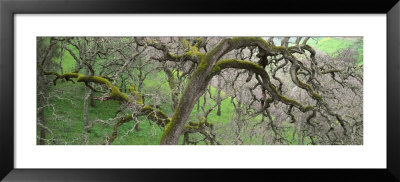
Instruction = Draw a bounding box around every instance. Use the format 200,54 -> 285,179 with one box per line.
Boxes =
15,14 -> 386,168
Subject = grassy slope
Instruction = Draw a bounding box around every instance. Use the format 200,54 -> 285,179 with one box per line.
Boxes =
41,37 -> 361,145
307,37 -> 363,65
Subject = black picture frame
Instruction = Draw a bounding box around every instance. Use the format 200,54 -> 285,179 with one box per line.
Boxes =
1,0 -> 399,181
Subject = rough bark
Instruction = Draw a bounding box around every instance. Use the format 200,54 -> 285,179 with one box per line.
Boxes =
164,68 -> 179,111
216,76 -> 222,116
37,37 -> 57,145
83,84 -> 91,144
160,38 -> 233,144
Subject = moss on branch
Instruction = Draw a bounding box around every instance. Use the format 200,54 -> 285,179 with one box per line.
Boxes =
107,104 -> 172,145
210,59 -> 263,78
109,86 -> 130,102
162,121 -> 176,142
76,75 -> 112,88
141,105 -> 171,126
209,59 -> 314,112
129,84 -> 143,105
297,80 -> 323,100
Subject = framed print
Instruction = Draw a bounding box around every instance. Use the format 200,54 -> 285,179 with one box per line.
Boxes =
1,0 -> 399,181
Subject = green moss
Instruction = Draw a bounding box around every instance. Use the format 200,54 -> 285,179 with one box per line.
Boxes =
168,53 -> 182,59
200,117 -> 206,125
155,110 -> 169,121
159,112 -> 169,120
164,69 -> 176,88
129,84 -> 136,93
298,80 -> 323,100
268,82 -> 316,112
161,121 -> 176,141
141,105 -> 170,123
229,37 -> 297,58
312,92 -> 323,99
231,37 -> 267,47
211,65 -> 221,73
141,105 -> 152,112
304,106 -> 314,111
213,59 -> 263,75
200,38 -> 262,74
194,38 -> 203,47
184,125 -> 195,130
110,86 -> 129,101
181,38 -> 190,48
63,73 -> 80,78
121,115 -> 134,122
194,57 -> 211,76
197,58 -> 209,71
271,46 -> 286,52
169,41 -> 204,61
279,94 -> 301,106
129,84 -> 143,105
186,46 -> 201,57
110,86 -> 119,95
76,75 -> 112,88
180,38 -> 202,57
183,117 -> 207,131
268,83 -> 303,108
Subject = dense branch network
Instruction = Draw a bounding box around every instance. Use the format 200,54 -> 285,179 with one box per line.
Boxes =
38,36 -> 362,145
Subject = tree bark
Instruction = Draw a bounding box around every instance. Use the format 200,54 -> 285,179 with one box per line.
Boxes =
160,38 -> 233,144
297,124 -> 303,145
37,37 -> 56,145
216,76 -> 222,116
59,43 -> 65,74
164,68 -> 179,111
83,86 -> 91,144
160,72 -> 209,144
90,92 -> 96,107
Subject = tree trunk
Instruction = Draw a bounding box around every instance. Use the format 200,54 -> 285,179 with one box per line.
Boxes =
160,38 -> 232,144
37,37 -> 55,145
83,67 -> 91,144
233,92 -> 243,145
298,124 -> 304,145
216,76 -> 222,116
83,86 -> 91,144
164,69 -> 179,111
197,100 -> 200,112
90,92 -> 96,107
160,72 -> 209,144
59,41 -> 65,74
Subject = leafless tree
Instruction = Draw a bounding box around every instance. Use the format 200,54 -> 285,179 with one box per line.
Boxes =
38,37 -> 363,145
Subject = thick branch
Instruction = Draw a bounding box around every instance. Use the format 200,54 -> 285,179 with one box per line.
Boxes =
209,59 -> 314,112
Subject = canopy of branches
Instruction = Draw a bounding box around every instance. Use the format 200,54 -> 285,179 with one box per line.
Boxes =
37,37 -> 363,145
